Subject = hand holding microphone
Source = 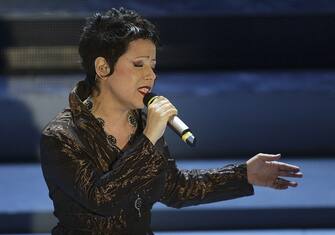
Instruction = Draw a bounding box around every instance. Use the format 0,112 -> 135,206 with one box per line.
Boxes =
143,93 -> 196,147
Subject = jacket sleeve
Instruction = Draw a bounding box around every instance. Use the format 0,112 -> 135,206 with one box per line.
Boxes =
40,132 -> 166,216
158,140 -> 254,208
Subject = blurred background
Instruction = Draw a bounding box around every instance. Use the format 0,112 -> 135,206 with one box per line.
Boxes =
0,0 -> 334,234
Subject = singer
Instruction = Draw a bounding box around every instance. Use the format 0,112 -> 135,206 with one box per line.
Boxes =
40,7 -> 303,235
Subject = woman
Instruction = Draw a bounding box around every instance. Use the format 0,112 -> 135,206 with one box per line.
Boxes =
40,7 -> 303,235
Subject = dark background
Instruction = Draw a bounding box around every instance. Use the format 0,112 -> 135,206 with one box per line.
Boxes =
0,1 -> 334,234
1,0 -> 334,161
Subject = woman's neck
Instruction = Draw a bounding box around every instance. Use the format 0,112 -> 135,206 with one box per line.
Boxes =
90,91 -> 130,127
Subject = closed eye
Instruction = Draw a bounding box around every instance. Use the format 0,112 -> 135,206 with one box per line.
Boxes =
133,62 -> 143,67
133,62 -> 156,72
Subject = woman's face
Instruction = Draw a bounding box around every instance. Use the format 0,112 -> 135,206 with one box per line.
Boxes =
104,38 -> 157,109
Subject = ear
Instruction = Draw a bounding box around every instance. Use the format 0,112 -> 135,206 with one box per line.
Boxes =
94,57 -> 111,80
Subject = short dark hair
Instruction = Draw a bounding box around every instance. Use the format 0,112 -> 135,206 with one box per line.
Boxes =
78,7 -> 160,95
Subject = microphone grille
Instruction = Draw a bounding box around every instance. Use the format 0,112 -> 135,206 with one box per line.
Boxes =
143,92 -> 157,106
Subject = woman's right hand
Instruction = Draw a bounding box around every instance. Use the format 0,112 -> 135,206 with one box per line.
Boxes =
143,96 -> 178,145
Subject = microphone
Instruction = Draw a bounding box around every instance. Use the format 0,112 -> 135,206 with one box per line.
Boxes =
143,92 -> 196,147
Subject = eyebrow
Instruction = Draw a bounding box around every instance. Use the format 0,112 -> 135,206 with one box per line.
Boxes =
134,56 -> 156,61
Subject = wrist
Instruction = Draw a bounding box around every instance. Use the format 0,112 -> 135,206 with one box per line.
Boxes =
236,163 -> 253,185
143,129 -> 157,145
246,163 -> 254,185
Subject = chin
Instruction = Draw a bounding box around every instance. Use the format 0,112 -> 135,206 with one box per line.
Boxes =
130,100 -> 145,110
136,103 -> 145,109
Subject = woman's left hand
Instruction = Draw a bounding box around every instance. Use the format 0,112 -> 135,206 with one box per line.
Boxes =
246,153 -> 303,190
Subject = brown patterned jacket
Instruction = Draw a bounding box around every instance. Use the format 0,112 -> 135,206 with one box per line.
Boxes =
40,80 -> 254,235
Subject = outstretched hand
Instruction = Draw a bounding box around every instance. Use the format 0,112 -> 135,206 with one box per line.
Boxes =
246,153 -> 303,190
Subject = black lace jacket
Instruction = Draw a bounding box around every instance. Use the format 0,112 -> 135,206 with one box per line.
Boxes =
40,80 -> 254,235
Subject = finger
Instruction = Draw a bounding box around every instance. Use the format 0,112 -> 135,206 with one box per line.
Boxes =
155,96 -> 170,104
277,185 -> 289,190
151,99 -> 170,108
149,100 -> 167,111
155,102 -> 171,110
273,177 -> 298,188
153,101 -> 176,112
150,96 -> 162,104
278,170 -> 303,178
150,100 -> 175,111
161,108 -> 178,119
277,162 -> 300,172
258,153 -> 281,161
150,96 -> 168,106
287,181 -> 298,187
272,178 -> 287,190
156,103 -> 177,114
273,184 -> 289,190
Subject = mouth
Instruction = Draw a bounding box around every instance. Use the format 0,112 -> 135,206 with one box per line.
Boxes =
137,86 -> 151,96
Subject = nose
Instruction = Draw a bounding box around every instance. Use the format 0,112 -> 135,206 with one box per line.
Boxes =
144,66 -> 156,81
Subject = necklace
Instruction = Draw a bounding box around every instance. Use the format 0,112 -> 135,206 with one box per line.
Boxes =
84,97 -> 138,147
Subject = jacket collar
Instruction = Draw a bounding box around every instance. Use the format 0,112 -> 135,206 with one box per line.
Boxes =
68,80 -> 116,171
68,80 -> 143,130
69,80 -> 91,117
67,80 -> 145,167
